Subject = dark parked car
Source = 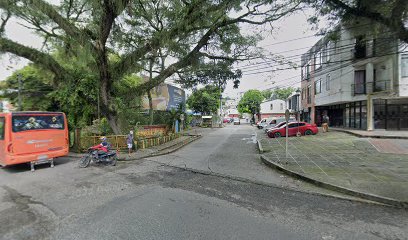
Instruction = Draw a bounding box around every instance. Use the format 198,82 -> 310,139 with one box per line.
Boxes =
267,122 -> 318,138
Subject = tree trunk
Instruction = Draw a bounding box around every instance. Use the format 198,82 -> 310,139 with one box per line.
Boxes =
148,56 -> 155,125
97,45 -> 121,134
147,90 -> 154,125
252,112 -> 256,124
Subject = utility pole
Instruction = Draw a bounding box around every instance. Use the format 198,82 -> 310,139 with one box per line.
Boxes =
219,84 -> 222,126
17,73 -> 22,111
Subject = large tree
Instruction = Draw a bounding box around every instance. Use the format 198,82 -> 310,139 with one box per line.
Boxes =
187,85 -> 221,115
237,89 -> 264,123
307,0 -> 408,43
0,0 -> 302,134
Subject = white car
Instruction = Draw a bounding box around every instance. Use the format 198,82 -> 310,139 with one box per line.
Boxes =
233,117 -> 240,125
264,118 -> 297,133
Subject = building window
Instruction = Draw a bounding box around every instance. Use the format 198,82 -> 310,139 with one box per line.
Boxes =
315,51 -> 322,70
0,117 -> 4,140
326,74 -> 330,91
402,54 -> 408,77
306,60 -> 311,80
307,85 -> 312,104
354,35 -> 366,59
270,104 -> 273,110
354,70 -> 366,94
280,103 -> 283,110
314,79 -> 322,94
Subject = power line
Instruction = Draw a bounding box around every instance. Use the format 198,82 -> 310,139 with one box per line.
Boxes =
243,49 -> 408,93
257,22 -> 384,48
237,33 -> 398,71
241,43 -> 403,76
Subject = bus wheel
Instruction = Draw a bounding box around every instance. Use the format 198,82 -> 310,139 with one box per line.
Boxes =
79,154 -> 91,168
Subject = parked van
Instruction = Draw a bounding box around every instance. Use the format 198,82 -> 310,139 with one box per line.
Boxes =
258,117 -> 296,130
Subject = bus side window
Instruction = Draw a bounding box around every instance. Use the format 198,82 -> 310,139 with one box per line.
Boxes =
0,117 -> 5,140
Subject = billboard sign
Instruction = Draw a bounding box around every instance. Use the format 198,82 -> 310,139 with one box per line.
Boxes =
142,83 -> 186,111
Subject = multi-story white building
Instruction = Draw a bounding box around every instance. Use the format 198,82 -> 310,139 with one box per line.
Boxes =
300,20 -> 408,130
286,91 -> 301,114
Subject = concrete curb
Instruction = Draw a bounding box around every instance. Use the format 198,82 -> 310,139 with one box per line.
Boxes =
68,134 -> 202,161
332,129 -> 408,139
118,135 -> 202,161
257,140 -> 264,154
260,155 -> 408,209
143,135 -> 202,159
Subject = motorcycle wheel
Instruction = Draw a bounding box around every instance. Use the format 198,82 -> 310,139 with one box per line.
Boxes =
78,154 -> 91,168
109,155 -> 117,166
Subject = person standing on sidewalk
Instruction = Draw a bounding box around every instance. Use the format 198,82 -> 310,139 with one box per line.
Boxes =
322,112 -> 329,133
127,130 -> 134,157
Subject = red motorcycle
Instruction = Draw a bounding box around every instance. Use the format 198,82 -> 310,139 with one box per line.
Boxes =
78,144 -> 118,168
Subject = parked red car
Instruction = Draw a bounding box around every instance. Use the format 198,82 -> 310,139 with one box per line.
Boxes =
267,122 -> 318,138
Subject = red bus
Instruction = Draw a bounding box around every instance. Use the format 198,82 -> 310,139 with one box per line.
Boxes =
0,112 -> 69,171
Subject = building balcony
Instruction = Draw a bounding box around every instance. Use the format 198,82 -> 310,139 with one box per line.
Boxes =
354,44 -> 367,59
351,80 -> 391,96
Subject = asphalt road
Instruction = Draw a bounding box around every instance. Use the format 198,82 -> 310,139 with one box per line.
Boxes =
0,124 -> 407,240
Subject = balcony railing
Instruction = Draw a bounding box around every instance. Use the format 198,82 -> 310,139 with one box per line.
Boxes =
351,80 -> 391,96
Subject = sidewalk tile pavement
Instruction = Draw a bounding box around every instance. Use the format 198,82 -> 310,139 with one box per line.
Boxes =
259,131 -> 408,202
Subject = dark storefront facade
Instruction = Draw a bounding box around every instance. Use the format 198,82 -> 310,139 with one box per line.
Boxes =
373,99 -> 408,130
315,98 -> 408,130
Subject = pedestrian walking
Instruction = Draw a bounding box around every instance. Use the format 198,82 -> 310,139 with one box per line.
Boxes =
322,112 -> 329,133
127,130 -> 134,157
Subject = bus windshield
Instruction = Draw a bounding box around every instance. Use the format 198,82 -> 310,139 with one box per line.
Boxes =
12,113 -> 65,132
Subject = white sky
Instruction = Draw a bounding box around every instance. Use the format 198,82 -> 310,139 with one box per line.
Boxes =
0,6 -> 323,99
224,12 -> 323,98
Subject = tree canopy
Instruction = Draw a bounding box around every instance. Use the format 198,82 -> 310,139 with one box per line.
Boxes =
272,87 -> 296,100
0,0 -> 303,133
306,0 -> 408,43
261,87 -> 295,101
237,89 -> 263,122
187,85 -> 221,115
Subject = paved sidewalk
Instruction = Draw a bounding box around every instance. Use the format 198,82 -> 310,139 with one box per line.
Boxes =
259,131 -> 408,204
331,128 -> 408,139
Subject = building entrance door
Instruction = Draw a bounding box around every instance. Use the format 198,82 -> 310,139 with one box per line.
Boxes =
374,100 -> 386,129
386,105 -> 400,130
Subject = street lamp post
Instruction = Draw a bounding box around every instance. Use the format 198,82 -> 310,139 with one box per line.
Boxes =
295,89 -> 301,136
